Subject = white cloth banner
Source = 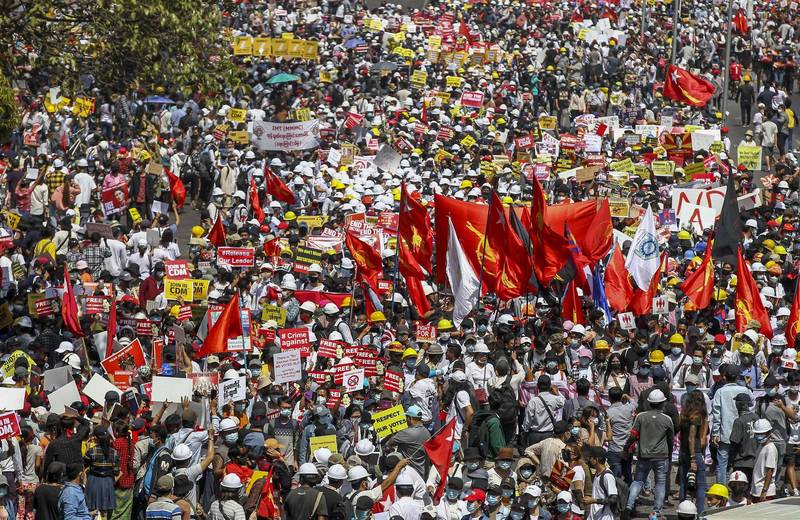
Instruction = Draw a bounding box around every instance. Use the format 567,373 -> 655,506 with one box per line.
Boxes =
251,120 -> 320,151
625,205 -> 660,290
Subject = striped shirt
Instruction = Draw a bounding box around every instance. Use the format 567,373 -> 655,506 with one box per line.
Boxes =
146,497 -> 183,520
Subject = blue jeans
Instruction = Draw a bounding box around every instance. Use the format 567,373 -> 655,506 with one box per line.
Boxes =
607,450 -> 632,484
627,458 -> 668,513
679,453 -> 707,513
716,442 -> 730,484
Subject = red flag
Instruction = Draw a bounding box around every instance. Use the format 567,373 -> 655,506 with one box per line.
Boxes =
263,236 -> 281,257
197,292 -> 243,357
208,215 -> 226,247
458,22 -> 474,44
733,9 -> 748,34
265,167 -> 296,204
62,265 -> 84,337
256,469 -> 278,519
787,282 -> 800,348
663,64 -> 715,108
735,248 -> 774,338
604,243 -> 635,312
250,176 -> 265,223
165,168 -> 186,209
106,296 -> 117,359
345,230 -> 384,291
680,245 -> 715,309
399,184 -> 433,273
488,193 -> 530,300
561,281 -> 585,324
405,275 -> 431,316
424,418 -> 456,502
529,178 -> 570,285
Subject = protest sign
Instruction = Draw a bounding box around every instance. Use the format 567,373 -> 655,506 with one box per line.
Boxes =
0,388 -> 25,411
459,91 -> 484,108
0,412 -> 20,440
372,404 -> 409,439
1,350 -> 35,379
618,312 -> 636,330
101,338 -> 146,374
261,304 -> 287,326
251,120 -> 320,151
415,323 -> 437,343
677,203 -> 717,234
187,372 -> 219,396
384,371 -> 404,393
43,366 -> 73,392
164,279 -> 194,301
85,222 -> 114,239
318,339 -> 343,359
83,374 -> 122,405
652,296 -> 669,315
737,144 -> 762,171
273,350 -> 303,384
219,376 -> 247,406
651,161 -> 675,177
151,376 -> 193,403
374,145 -> 403,173
48,381 -> 81,414
309,435 -> 338,455
35,297 -> 58,317
671,187 -> 727,217
343,369 -> 365,392
279,328 -> 312,357
192,279 -> 210,300
101,184 -> 129,216
217,247 -> 255,267
164,260 -> 190,280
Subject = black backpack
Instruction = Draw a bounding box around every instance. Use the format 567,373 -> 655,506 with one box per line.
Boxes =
489,377 -> 517,425
328,496 -> 353,520
598,469 -> 629,514
469,410 -> 499,459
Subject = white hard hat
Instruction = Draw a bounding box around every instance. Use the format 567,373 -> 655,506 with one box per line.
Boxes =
65,353 -> 81,370
308,263 -> 323,274
751,262 -> 766,273
676,500 -> 698,515
244,151 -> 256,159
55,341 -> 74,353
219,418 -> 238,432
743,329 -> 759,344
323,303 -> 340,315
753,418 -> 772,434
233,190 -> 246,200
328,464 -> 348,480
300,301 -> 317,313
647,389 -> 667,403
571,324 -> 586,335
355,439 -> 375,456
395,471 -> 414,487
745,218 -> 758,228
497,314 -> 514,326
221,473 -> 243,489
473,342 -> 490,354
772,334 -> 788,347
281,278 -> 297,291
172,444 -> 193,461
348,465 -> 370,481
777,307 -> 791,317
298,462 -> 320,476
729,470 -> 749,483
314,447 -> 332,464
223,369 -> 239,380
212,187 -> 224,197
76,158 -> 88,167
556,490 -> 572,503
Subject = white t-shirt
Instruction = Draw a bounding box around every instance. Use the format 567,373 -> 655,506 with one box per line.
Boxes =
447,390 -> 472,441
785,393 -> 800,445
570,465 -> 586,515
589,470 -> 617,520
407,378 -> 437,423
388,496 -> 424,520
465,361 -> 495,390
73,172 -> 97,206
751,442 -> 778,497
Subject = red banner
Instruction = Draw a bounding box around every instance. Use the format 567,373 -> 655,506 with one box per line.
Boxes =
384,371 -> 404,392
278,328 -> 311,357
217,247 -> 255,267
460,91 -> 485,108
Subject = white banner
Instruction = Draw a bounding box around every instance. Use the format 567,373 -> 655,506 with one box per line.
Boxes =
251,120 -> 320,151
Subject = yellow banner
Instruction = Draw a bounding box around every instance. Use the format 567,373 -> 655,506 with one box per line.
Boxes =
538,116 -> 557,130
372,404 -> 409,439
233,36 -> 253,56
651,161 -> 675,177
609,157 -> 634,173
252,37 -> 271,57
737,144 -> 762,171
460,135 -> 476,148
261,304 -> 287,326
227,108 -> 247,124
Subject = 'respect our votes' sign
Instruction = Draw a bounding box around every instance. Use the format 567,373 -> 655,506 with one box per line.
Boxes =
251,120 -> 320,151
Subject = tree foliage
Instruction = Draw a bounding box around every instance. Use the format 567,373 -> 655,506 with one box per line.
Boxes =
0,0 -> 244,95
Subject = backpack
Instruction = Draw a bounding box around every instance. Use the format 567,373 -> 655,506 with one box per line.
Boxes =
489,377 -> 517,426
328,495 -> 353,520
469,411 -> 497,459
134,445 -> 169,501
598,469 -> 629,515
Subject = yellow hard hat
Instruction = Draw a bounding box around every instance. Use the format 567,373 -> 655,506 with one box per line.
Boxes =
763,239 -> 776,250
649,350 -> 665,363
280,247 -> 294,257
546,65 -> 554,72
707,484 -> 729,500
714,289 -> 728,301
393,187 -> 401,201
437,319 -> 454,331
191,226 -> 205,238
402,347 -> 418,359
667,277 -> 681,286
743,74 -> 751,81
369,311 -> 386,322
677,230 -> 691,240
460,180 -> 473,189
502,196 -> 513,204
169,305 -> 180,318
387,341 -> 404,353
774,245 -> 788,255
669,334 -> 685,345
738,343 -> 754,355
594,339 -> 610,350
284,211 -> 297,221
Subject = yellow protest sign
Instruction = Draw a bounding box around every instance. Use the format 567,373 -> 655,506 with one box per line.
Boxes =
319,71 -> 332,83
372,404 -> 409,439
446,76 -> 463,87
2,350 -> 36,378
436,91 -> 451,104
309,435 -> 338,455
292,108 -> 312,122
252,37 -> 272,57
653,146 -> 667,157
608,197 -> 631,218
538,116 -> 557,130
634,164 -> 650,178
227,108 -> 247,124
227,131 -> 249,144
684,161 -> 706,177
73,97 -> 95,118
272,38 -> 290,58
460,135 -> 476,148
261,304 -> 287,326
281,32 -> 294,39
191,279 -> 210,301
709,141 -> 724,154
233,36 -> 253,56
164,279 -> 194,302
410,70 -> 428,89
303,41 -> 319,60
427,35 -> 442,49
128,208 -> 142,225
737,145 -> 762,171
683,125 -> 701,133
609,157 -> 634,174
2,211 -> 21,230
651,161 -> 675,177
296,215 -> 326,229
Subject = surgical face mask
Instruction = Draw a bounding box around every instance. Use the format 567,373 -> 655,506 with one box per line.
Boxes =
502,489 -> 514,498
280,409 -> 292,418
234,403 -> 246,413
767,387 -> 778,397
316,396 -> 327,406
692,356 -> 703,366
710,357 -> 721,366
579,358 -> 591,367
467,462 -> 480,472
446,489 -> 460,501
406,359 -> 417,369
590,417 -> 599,425
686,384 -> 697,393
439,333 -> 451,342
467,502 -> 481,513
487,494 -> 500,506
671,347 -> 682,356
224,433 -> 238,444
609,362 -> 621,370
570,427 -> 580,437
754,433 -> 768,443
614,337 -> 624,345
510,511 -> 524,520
352,399 -> 364,407
527,499 -> 538,509
557,503 -> 570,514
773,346 -> 785,354
639,367 -> 650,376
251,369 -> 261,378
497,461 -> 512,471
519,468 -> 533,480
356,510 -> 370,520
546,361 -> 558,372
698,327 -> 705,335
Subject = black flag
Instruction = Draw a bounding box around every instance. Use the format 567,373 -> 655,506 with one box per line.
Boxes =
711,173 -> 741,266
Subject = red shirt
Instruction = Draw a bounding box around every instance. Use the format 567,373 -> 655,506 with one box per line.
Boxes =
113,436 -> 136,489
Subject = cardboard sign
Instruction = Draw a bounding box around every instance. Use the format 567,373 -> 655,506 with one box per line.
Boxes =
273,350 -> 303,384
100,338 -> 147,375
48,381 -> 81,414
677,203 -> 716,234
652,296 -> 669,315
343,369 -> 365,392
671,187 -> 727,217
150,375 -> 193,403
0,412 -> 20,440
164,279 -> 194,302
459,91 -> 485,108
294,245 -> 324,267
261,304 -> 287,326
617,312 -> 636,330
309,434 -> 338,455
0,388 -> 25,411
651,161 -> 675,177
329,362 -> 355,385
608,197 -> 631,218
191,279 -> 210,301
85,222 -> 114,239
217,247 -> 255,267
279,328 -> 312,357
218,376 -> 247,406
164,260 -> 190,280
415,323 -> 437,343
83,374 -> 122,405
43,366 -> 73,392
384,370 -> 404,393
372,404 -> 409,439
113,371 -> 133,391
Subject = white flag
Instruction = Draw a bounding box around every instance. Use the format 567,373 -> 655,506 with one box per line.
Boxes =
446,218 -> 481,327
625,205 -> 660,290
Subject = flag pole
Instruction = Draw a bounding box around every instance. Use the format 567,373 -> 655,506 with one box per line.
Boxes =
349,265 -> 358,325
721,0 -> 734,123
670,0 -> 681,63
476,191 -> 494,300
391,183 -> 406,316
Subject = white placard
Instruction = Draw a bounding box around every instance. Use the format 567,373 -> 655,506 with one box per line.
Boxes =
671,187 -> 727,217
151,375 -> 193,403
677,202 -> 717,234
48,381 -> 82,414
343,369 -> 365,392
218,376 -> 247,406
82,374 -> 122,405
618,312 -> 636,330
0,387 -> 25,411
273,350 -> 302,384
43,366 -> 73,392
652,296 -> 669,315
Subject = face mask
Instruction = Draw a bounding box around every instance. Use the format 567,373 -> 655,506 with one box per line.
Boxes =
610,362 -> 621,370
741,355 -> 753,366
686,384 -> 697,393
767,388 -> 778,397
546,361 -> 558,371
710,357 -> 721,366
580,358 -> 591,367
527,499 -> 538,509
446,489 -> 460,501
590,417 -> 599,425
439,333 -> 451,342
520,469 -> 533,480
692,356 -> 703,366
511,512 -> 524,520
698,328 -> 706,335
773,346 -> 784,354
498,461 -> 512,471
671,347 -> 682,356
487,495 -> 500,506
557,504 -> 570,514
356,510 -> 369,520
639,367 -> 650,376
468,502 -> 481,513
316,396 -> 327,406
467,462 -> 480,472
280,409 -> 292,418
614,337 -> 624,345
502,489 -> 514,498
353,399 -> 364,407
406,360 -> 417,369
570,427 -> 580,437
570,339 -> 578,347
754,433 -> 768,443
234,404 -> 246,413
224,433 -> 238,444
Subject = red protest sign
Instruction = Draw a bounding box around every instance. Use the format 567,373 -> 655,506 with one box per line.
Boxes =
354,349 -> 379,377
460,91 -> 485,108
377,278 -> 394,294
101,338 -> 147,374
279,327 -> 311,357
376,212 -> 399,231
327,389 -> 342,410
84,296 -> 107,314
415,323 -> 437,343
177,305 -> 192,322
217,247 -> 255,267
113,371 -> 133,390
384,370 -> 404,393
34,297 -> 57,317
343,344 -> 360,359
329,362 -> 355,384
153,338 -> 164,368
0,412 -> 20,440
136,319 -> 156,337
514,134 -> 535,150
318,339 -> 343,359
164,260 -> 190,280
309,371 -> 331,385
